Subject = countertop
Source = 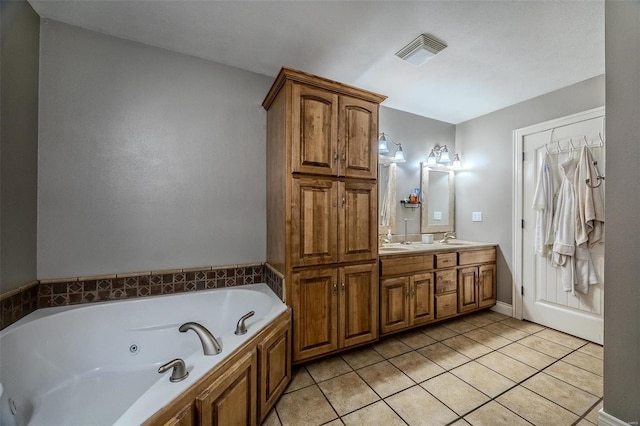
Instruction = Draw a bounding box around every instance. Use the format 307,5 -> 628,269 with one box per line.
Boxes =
379,240 -> 497,256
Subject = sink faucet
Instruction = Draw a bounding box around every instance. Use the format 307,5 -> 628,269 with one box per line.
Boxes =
179,322 -> 222,355
440,232 -> 456,244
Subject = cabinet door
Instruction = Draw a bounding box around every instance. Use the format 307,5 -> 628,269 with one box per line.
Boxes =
197,350 -> 257,426
410,273 -> 434,326
291,83 -> 339,176
258,316 -> 292,422
161,404 -> 195,426
291,268 -> 338,361
291,177 -> 338,266
380,276 -> 410,334
339,263 -> 378,348
338,181 -> 377,263
458,267 -> 479,313
478,264 -> 497,308
338,95 -> 378,179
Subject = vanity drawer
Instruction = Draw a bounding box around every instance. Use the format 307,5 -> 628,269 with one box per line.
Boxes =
435,253 -> 457,269
458,248 -> 496,266
436,293 -> 457,319
380,254 -> 434,277
435,270 -> 457,293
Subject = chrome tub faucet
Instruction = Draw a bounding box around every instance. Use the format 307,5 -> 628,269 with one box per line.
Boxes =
179,322 -> 222,355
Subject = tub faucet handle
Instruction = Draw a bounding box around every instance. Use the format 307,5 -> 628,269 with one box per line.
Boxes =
158,358 -> 189,383
235,311 -> 255,335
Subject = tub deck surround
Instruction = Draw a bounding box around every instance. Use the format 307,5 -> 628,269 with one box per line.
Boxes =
0,263 -> 286,330
0,284 -> 289,426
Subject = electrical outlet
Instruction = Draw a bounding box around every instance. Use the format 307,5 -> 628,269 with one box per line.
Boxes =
472,211 -> 483,222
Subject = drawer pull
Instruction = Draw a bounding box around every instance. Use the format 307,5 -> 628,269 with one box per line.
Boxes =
443,304 -> 451,308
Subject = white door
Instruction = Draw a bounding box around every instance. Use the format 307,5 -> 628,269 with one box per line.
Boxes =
515,108 -> 605,344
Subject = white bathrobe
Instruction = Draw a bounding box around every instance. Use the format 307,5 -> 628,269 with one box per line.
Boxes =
575,146 -> 605,247
552,157 -> 599,294
532,153 -> 556,257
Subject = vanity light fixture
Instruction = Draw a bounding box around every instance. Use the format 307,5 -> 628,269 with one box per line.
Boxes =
378,133 -> 405,163
451,153 -> 462,169
427,145 -> 461,169
378,133 -> 390,154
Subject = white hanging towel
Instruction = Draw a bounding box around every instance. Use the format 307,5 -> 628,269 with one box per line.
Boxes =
575,146 -> 605,246
532,153 -> 556,257
552,157 -> 599,294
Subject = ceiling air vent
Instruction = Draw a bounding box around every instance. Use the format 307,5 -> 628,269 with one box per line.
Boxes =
395,34 -> 447,66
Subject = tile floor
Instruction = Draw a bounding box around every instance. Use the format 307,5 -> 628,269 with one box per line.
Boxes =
262,311 -> 603,426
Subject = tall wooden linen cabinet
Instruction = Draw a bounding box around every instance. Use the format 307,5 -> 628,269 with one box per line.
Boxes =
263,68 -> 386,362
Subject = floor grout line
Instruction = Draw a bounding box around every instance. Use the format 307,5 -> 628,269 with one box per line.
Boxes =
272,312 -> 602,426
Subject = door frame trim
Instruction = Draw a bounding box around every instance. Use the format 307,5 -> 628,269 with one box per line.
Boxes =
511,107 -> 605,320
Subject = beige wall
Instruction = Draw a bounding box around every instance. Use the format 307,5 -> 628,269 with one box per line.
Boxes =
603,1 -> 640,422
38,20 -> 272,279
0,0 -> 40,293
455,75 -> 605,304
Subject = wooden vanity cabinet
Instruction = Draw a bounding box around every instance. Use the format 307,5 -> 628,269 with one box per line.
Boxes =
291,263 -> 378,361
264,68 -> 386,363
379,254 -> 435,334
196,350 -> 257,426
380,273 -> 434,334
161,404 -> 195,426
458,249 -> 497,313
290,83 -> 378,179
435,268 -> 458,319
291,177 -> 377,267
380,246 -> 497,335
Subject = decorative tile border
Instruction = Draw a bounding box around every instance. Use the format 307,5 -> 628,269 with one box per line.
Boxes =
1,263 -> 268,330
264,263 -> 285,301
0,280 -> 39,330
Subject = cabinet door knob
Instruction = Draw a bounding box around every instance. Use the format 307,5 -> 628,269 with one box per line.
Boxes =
342,195 -> 346,208
333,282 -> 337,295
341,280 -> 345,294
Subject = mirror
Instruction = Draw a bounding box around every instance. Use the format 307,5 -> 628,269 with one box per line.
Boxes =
420,163 -> 454,233
378,162 -> 397,234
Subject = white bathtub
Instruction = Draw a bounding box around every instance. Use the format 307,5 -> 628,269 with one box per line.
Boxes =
0,283 -> 286,426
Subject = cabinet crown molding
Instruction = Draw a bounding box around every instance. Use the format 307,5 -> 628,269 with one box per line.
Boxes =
262,67 -> 387,110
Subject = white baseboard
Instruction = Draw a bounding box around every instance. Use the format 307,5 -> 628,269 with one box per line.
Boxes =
491,301 -> 513,317
599,408 -> 636,426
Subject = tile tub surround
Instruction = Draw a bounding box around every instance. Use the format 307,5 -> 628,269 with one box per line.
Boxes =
266,311 -> 603,426
0,281 -> 39,330
1,263 -> 286,330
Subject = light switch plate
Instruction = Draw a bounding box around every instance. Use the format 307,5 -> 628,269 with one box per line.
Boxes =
472,211 -> 483,222
434,211 -> 442,220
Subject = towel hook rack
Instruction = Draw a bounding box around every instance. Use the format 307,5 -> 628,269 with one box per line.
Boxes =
586,160 -> 605,189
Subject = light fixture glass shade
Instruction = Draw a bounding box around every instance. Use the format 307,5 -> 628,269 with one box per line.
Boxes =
427,149 -> 437,166
378,133 -> 389,153
452,153 -> 462,169
438,145 -> 451,163
394,145 -> 406,163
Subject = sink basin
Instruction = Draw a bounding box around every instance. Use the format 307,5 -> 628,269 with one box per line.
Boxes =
379,246 -> 411,252
438,240 -> 472,246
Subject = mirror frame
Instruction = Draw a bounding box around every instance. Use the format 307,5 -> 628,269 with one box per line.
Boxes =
420,163 -> 455,233
378,162 -> 397,234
